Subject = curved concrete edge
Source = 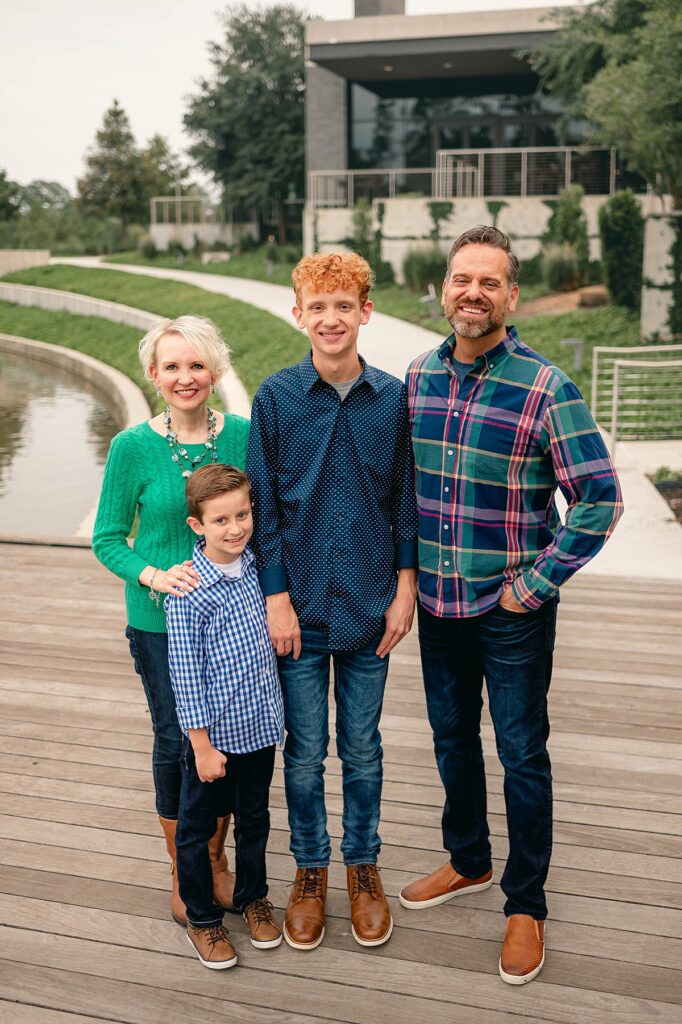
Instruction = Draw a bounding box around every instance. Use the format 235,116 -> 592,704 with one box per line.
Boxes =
0,281 -> 251,418
0,332 -> 151,541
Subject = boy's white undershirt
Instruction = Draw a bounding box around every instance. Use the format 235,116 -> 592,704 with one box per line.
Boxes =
206,553 -> 243,578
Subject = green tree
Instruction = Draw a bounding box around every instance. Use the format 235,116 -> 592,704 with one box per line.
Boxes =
77,101 -> 147,234
184,3 -> 306,244
0,168 -> 21,220
18,180 -> 71,212
526,0 -> 682,207
140,134 -> 191,201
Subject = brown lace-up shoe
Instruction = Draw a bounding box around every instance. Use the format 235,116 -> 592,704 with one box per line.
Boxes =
499,914 -> 545,985
186,923 -> 238,970
209,815 -> 236,910
347,864 -> 393,947
399,861 -> 493,909
244,898 -> 283,949
284,867 -> 328,950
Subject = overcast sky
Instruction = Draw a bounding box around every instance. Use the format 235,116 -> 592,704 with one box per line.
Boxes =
1,0 -> 581,193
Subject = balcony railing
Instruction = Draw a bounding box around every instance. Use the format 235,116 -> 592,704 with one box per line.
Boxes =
308,147 -> 624,207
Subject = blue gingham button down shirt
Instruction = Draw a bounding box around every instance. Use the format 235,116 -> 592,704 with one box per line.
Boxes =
165,540 -> 284,754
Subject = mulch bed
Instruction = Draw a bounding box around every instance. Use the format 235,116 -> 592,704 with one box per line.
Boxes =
655,481 -> 682,525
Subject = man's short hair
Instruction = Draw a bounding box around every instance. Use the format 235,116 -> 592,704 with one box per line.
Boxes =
185,464 -> 251,521
292,252 -> 374,305
446,225 -> 520,288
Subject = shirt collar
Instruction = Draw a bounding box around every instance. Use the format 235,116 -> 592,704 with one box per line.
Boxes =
297,351 -> 379,395
438,325 -> 519,374
192,537 -> 254,586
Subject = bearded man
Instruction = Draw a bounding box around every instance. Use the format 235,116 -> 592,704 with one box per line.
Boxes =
401,225 -> 623,984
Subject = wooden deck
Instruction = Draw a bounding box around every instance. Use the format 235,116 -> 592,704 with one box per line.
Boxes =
1,541 -> 681,1024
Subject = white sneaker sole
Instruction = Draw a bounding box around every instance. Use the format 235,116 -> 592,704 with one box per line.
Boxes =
499,950 -> 545,985
186,933 -> 237,969
283,922 -> 324,950
250,933 -> 283,949
351,916 -> 394,947
398,876 -> 493,910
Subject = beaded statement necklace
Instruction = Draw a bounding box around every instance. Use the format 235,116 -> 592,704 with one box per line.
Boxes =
163,406 -> 219,478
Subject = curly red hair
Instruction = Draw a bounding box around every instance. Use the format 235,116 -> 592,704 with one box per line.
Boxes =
292,252 -> 374,306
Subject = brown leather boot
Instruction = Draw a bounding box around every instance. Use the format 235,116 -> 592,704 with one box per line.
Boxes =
284,867 -> 328,950
208,815 -> 236,910
347,864 -> 393,947
159,816 -> 188,926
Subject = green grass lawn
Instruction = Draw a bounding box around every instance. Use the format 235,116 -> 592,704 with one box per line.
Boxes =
107,247 -> 298,288
2,264 -> 307,397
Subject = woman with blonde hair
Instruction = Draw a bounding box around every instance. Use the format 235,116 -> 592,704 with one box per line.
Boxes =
93,315 -> 249,924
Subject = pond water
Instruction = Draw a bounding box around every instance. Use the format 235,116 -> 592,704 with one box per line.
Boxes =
0,350 -> 119,537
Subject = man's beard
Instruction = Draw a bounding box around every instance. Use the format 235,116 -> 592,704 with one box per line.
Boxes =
446,305 -> 505,339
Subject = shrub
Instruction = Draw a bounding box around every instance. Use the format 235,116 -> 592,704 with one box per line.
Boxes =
402,247 -> 446,292
237,232 -> 257,254
167,239 -> 186,258
598,190 -> 644,310
427,201 -> 454,241
519,253 -> 543,285
542,243 -> 581,292
374,259 -> 395,286
544,185 -> 589,282
140,237 -> 157,260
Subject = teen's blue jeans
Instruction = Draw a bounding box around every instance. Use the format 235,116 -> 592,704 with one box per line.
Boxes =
125,626 -> 183,818
278,625 -> 389,867
417,598 -> 557,920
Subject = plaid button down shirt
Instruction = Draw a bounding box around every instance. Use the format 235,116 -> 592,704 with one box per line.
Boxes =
165,540 -> 284,753
406,328 -> 623,617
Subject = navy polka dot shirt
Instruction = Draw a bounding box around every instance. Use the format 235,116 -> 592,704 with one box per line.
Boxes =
247,353 -> 418,651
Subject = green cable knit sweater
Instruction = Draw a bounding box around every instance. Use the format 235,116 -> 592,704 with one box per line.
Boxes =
92,416 -> 250,632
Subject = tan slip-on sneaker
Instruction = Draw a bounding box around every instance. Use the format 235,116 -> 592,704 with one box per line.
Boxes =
283,867 -> 328,950
186,923 -> 238,970
499,914 -> 545,985
244,898 -> 283,949
399,861 -> 493,909
347,864 -> 393,947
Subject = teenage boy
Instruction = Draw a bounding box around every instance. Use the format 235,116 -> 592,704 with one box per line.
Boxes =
165,463 -> 285,970
246,252 -> 418,950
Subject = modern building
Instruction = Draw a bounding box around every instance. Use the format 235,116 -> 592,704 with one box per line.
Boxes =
303,1 -> 651,269
306,1 -> 584,179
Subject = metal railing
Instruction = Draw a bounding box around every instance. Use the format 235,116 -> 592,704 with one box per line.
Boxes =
308,168 -> 435,208
591,343 -> 682,423
150,196 -> 228,226
308,147 -> 620,206
435,146 -> 617,199
608,358 -> 682,458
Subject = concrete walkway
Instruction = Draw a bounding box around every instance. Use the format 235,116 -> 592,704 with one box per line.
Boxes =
52,257 -> 682,579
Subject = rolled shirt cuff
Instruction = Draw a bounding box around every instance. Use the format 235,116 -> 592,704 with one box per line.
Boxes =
258,563 -> 289,596
395,538 -> 418,570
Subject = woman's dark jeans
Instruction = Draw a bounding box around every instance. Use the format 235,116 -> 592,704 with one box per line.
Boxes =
125,626 -> 182,818
176,738 -> 275,925
417,598 -> 557,920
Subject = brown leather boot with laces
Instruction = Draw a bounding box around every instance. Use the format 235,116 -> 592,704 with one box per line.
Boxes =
208,815 -> 236,910
347,864 -> 393,947
244,897 -> 283,949
283,867 -> 328,950
186,923 -> 238,970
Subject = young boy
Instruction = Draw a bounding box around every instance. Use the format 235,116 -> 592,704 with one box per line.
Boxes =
247,252 -> 418,950
165,463 -> 285,969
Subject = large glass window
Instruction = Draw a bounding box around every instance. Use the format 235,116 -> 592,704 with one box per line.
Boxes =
349,77 -> 570,169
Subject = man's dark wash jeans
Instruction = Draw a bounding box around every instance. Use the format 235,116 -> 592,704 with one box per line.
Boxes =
417,598 -> 557,920
176,738 -> 275,926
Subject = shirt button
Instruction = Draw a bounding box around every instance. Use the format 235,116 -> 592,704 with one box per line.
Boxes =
454,411 -> 459,417
444,560 -> 450,567
444,524 -> 449,530
444,486 -> 450,493
447,449 -> 453,455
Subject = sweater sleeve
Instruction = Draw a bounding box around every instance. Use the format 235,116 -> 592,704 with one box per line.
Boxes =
92,431 -> 149,586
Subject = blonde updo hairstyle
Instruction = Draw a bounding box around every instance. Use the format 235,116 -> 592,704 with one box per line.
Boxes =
139,315 -> 231,384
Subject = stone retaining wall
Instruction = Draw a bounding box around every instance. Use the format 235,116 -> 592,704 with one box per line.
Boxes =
0,250 -> 50,276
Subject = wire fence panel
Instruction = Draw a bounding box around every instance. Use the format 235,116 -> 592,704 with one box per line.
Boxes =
609,359 -> 682,457
591,344 -> 682,424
